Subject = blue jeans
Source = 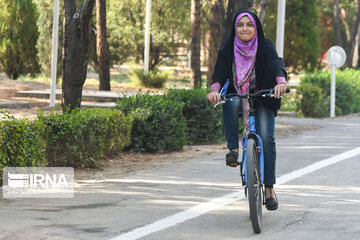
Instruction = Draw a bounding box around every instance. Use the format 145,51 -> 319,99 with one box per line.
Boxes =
222,97 -> 276,185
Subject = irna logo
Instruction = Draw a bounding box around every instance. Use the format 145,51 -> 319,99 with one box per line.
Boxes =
8,173 -> 69,188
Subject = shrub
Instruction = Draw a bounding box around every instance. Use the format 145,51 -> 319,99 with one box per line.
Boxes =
38,108 -> 132,168
0,111 -> 47,182
166,88 -> 224,144
296,82 -> 325,117
280,91 -> 297,112
128,66 -> 171,88
115,92 -> 187,152
300,69 -> 360,116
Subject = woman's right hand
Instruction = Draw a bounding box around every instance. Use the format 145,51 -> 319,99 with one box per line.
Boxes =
207,92 -> 221,103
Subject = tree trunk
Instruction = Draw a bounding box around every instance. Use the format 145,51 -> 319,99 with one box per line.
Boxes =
220,0 -> 255,44
191,0 -> 202,88
352,24 -> 360,67
333,0 -> 342,46
207,2 -> 221,87
62,0 -> 95,112
96,0 -> 110,91
347,0 -> 360,67
258,0 -> 270,23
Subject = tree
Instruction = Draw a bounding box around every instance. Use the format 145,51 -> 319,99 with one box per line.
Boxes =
191,0 -> 202,88
285,0 -> 320,70
258,0 -> 270,23
346,0 -> 360,67
96,0 -> 110,90
205,2 -> 222,87
333,0 -> 343,46
318,0 -> 334,68
62,0 -> 95,112
262,0 -> 320,71
219,0 -> 255,44
35,0 -> 64,79
330,0 -> 360,67
107,0 -> 191,69
0,0 -> 40,80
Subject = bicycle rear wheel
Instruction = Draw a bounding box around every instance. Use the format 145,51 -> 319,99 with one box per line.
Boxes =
246,138 -> 262,233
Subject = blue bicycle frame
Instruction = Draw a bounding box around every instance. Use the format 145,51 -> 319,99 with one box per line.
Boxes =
241,113 -> 265,186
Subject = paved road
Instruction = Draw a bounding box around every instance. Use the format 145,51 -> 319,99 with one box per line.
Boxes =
0,115 -> 359,240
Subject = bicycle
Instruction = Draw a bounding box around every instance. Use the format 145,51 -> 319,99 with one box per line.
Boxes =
213,87 -> 290,233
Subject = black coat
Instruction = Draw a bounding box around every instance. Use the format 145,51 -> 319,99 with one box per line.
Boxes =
212,11 -> 287,112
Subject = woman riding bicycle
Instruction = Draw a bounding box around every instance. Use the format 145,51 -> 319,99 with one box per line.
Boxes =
207,11 -> 287,211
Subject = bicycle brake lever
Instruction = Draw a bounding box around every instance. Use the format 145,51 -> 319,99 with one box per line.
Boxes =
214,101 -> 226,108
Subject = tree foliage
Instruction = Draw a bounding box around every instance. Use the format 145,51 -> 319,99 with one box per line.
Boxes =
263,0 -> 320,71
0,0 -> 40,79
318,0 -> 334,66
107,0 -> 191,68
34,0 -> 64,78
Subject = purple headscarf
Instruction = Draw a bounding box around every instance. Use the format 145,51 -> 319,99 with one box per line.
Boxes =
233,13 -> 258,94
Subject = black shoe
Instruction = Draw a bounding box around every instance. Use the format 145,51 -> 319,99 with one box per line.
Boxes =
265,186 -> 278,211
226,151 -> 239,167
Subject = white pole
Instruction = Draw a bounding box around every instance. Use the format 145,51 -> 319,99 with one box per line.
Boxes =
144,0 -> 152,74
276,0 -> 286,57
330,65 -> 336,118
50,0 -> 59,107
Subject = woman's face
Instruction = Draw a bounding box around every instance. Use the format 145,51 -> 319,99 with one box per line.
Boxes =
236,16 -> 256,42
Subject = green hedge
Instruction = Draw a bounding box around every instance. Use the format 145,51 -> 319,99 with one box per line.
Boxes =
0,110 -> 47,182
1,88 -> 230,180
166,88 -> 224,144
115,92 -> 187,153
38,108 -> 132,168
298,69 -> 360,117
296,82 -> 325,117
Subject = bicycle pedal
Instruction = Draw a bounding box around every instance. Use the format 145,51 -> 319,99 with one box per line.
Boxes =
226,161 -> 239,167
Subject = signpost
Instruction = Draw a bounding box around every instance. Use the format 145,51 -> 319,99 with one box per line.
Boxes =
326,46 -> 346,118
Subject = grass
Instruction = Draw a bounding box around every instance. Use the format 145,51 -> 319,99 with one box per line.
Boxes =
17,75 -> 52,85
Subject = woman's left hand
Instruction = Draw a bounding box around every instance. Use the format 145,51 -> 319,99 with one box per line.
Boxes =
274,83 -> 287,99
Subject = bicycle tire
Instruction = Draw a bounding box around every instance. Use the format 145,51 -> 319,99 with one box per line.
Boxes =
246,138 -> 262,233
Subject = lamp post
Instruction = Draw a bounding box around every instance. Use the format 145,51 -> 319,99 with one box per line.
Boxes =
50,0 -> 59,108
144,0 -> 152,74
276,0 -> 286,57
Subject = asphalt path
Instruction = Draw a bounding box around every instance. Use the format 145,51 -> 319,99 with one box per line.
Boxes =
0,115 -> 359,240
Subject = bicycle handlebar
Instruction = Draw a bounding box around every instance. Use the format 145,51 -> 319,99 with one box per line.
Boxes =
223,88 -> 290,99
213,88 -> 290,108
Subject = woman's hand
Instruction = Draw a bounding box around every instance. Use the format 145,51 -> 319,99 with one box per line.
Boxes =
208,92 -> 221,103
274,83 -> 287,99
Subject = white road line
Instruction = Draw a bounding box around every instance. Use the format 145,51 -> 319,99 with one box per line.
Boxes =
109,146 -> 360,240
277,146 -> 360,184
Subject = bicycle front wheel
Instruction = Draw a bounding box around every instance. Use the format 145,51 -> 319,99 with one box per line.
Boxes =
246,138 -> 262,233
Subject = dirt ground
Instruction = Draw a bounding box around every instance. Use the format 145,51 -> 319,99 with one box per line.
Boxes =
0,75 -> 321,181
